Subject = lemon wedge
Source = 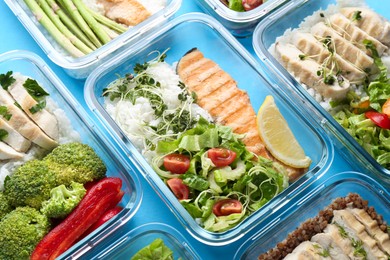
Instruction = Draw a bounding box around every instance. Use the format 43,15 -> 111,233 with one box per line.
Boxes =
257,95 -> 311,168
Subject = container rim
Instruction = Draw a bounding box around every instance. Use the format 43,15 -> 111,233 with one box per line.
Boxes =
84,12 -> 334,246
4,0 -> 182,70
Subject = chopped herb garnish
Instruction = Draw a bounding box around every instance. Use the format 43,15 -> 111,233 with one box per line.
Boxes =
336,224 -> 349,239
299,54 -> 306,60
320,13 -> 325,18
23,79 -> 49,101
0,129 -> 8,141
324,75 -> 335,85
29,100 -> 46,114
0,71 -> 15,90
318,248 -> 330,257
352,11 -> 362,21
0,106 -> 12,121
352,238 -> 367,259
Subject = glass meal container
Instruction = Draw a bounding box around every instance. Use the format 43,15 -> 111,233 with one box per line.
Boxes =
4,0 -> 182,79
84,13 -> 334,245
195,0 -> 290,37
235,171 -> 390,259
0,50 -> 142,259
252,0 -> 390,181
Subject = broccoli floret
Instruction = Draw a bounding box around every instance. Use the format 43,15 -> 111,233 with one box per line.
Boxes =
0,192 -> 13,220
41,181 -> 86,219
0,207 -> 50,260
43,142 -> 106,185
4,160 -> 57,209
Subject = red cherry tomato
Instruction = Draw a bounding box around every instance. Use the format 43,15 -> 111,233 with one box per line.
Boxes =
242,0 -> 263,11
365,111 -> 390,129
163,154 -> 190,174
213,199 -> 242,216
208,148 -> 237,167
167,178 -> 190,200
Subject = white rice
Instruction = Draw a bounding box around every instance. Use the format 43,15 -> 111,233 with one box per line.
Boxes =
105,61 -> 212,162
0,74 -> 80,190
270,0 -> 390,111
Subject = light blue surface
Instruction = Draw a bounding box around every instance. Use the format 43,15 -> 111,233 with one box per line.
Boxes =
0,1 -> 383,259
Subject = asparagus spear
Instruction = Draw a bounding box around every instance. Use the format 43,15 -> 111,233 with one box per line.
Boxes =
71,0 -> 111,44
46,0 -> 96,50
101,24 -> 120,40
24,0 -> 84,57
37,0 -> 93,54
87,8 -> 127,34
58,0 -> 102,47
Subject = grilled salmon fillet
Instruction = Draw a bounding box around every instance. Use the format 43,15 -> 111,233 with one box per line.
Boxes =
98,0 -> 150,26
177,48 -> 306,181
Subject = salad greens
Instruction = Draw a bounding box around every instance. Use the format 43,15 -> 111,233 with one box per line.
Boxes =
153,118 -> 288,232
131,238 -> 177,260
332,40 -> 390,169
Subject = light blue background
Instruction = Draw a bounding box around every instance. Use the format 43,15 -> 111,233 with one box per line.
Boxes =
0,1 -> 382,259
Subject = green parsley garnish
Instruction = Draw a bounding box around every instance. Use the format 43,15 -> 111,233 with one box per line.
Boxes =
0,71 -> 15,90
0,129 -> 8,141
23,78 -> 49,101
0,106 -> 12,121
352,11 -> 362,22
29,100 -> 47,114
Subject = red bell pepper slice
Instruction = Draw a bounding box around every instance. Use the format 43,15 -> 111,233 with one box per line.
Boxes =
31,177 -> 124,260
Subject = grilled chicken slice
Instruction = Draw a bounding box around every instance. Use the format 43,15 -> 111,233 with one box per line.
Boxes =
98,0 -> 150,26
284,241 -> 331,260
8,76 -> 59,140
0,141 -> 25,160
333,209 -> 387,260
323,224 -> 361,259
340,7 -> 390,46
311,232 -> 350,260
347,207 -> 390,255
0,88 -> 57,150
291,31 -> 366,84
0,117 -> 31,153
311,22 -> 377,74
177,48 -> 306,181
275,42 -> 350,100
328,13 -> 388,56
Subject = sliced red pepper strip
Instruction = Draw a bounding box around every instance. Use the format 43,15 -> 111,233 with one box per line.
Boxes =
31,177 -> 123,260
83,205 -> 123,237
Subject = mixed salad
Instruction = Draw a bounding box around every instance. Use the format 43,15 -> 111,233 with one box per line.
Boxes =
221,0 -> 265,12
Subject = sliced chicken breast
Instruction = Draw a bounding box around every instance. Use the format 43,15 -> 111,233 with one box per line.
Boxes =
98,0 -> 150,26
0,117 -> 31,152
340,7 -> 390,46
310,22 -> 377,74
348,207 -> 390,255
275,42 -> 350,100
291,31 -> 366,83
0,88 -> 58,150
177,48 -> 305,180
333,209 -> 387,260
284,241 -> 331,260
0,141 -> 25,160
328,13 -> 388,56
8,76 -> 59,140
323,224 -> 362,259
311,233 -> 350,260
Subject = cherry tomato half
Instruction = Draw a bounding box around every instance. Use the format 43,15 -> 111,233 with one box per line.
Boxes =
167,178 -> 190,200
213,199 -> 242,217
163,154 -> 190,174
208,148 -> 237,167
242,0 -> 263,11
365,111 -> 390,129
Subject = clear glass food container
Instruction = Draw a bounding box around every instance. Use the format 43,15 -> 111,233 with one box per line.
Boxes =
196,0 -> 290,37
252,0 -> 390,182
87,223 -> 200,259
235,171 -> 390,259
0,50 -> 142,259
4,0 -> 182,79
84,13 -> 333,245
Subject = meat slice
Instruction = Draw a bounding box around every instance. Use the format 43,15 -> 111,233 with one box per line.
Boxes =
310,22 -> 377,74
0,117 -> 31,152
0,88 -> 57,150
275,42 -> 350,100
323,224 -> 360,259
332,209 -> 387,259
328,13 -> 388,56
284,241 -> 331,260
340,7 -> 390,46
348,207 -> 390,255
98,0 -> 150,26
311,232 -> 350,260
7,75 -> 59,140
291,31 -> 366,84
177,48 -> 307,181
0,141 -> 25,160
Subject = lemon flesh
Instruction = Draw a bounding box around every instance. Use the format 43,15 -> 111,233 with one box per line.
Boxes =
257,95 -> 311,168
